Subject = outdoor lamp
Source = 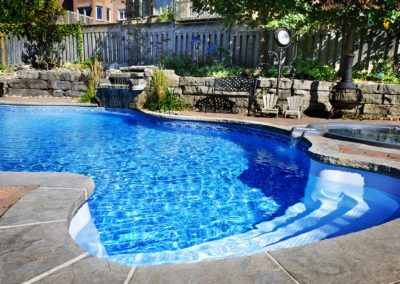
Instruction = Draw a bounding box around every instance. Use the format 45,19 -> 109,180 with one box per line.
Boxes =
274,28 -> 292,48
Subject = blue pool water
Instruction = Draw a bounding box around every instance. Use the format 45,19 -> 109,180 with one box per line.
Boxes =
0,105 -> 399,266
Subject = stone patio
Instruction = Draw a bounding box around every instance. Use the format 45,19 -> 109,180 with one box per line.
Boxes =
0,102 -> 399,283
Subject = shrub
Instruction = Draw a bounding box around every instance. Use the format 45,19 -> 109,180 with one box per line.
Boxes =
161,55 -> 194,76
79,55 -> 104,103
194,64 -> 244,78
144,69 -> 186,111
161,54 -> 247,78
156,7 -> 174,23
292,59 -> 336,81
353,58 -> 400,84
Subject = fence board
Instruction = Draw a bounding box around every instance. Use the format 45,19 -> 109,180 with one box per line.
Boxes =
1,22 -> 399,71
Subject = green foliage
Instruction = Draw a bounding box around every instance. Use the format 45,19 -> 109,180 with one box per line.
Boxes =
145,69 -> 186,111
0,0 -> 33,23
161,55 -> 195,76
19,0 -> 65,69
191,0 -> 400,71
57,24 -> 84,63
292,59 -> 336,81
156,7 -> 174,23
0,23 -> 24,35
192,0 -> 400,34
0,0 -> 84,69
79,55 -> 104,103
161,54 -> 246,78
194,64 -> 244,78
353,58 -> 400,84
0,23 -> 84,67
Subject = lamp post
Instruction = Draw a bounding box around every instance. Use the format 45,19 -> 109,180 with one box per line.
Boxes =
269,28 -> 293,98
267,50 -> 296,98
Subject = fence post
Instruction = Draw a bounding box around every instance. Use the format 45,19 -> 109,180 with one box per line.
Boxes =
1,34 -> 6,68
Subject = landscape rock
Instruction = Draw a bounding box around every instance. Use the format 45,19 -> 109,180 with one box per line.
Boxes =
26,89 -> 52,96
363,104 -> 390,116
180,77 -> 205,86
72,82 -> 88,92
383,84 -> 400,95
8,79 -> 47,89
359,83 -> 380,94
362,93 -> 383,104
293,79 -> 313,90
7,88 -> 28,96
161,70 -> 180,87
39,71 -> 70,81
17,70 -> 39,80
383,94 -> 400,105
52,90 -> 64,97
48,81 -> 72,91
258,78 -> 274,88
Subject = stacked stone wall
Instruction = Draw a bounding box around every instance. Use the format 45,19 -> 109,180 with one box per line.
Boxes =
1,70 -> 88,98
162,70 -> 400,117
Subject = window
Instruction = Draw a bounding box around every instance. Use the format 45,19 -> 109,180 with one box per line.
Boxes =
118,9 -> 126,21
77,6 -> 91,17
107,8 -> 112,22
96,6 -> 103,21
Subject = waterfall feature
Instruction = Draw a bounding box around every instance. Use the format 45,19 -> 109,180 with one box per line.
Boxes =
290,127 -> 321,148
96,66 -> 149,109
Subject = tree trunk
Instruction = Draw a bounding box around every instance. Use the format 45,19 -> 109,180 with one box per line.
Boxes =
394,31 -> 400,65
259,28 -> 269,65
0,34 -> 6,69
339,16 -> 356,77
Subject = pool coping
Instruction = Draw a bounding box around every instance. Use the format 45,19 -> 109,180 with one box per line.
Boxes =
0,108 -> 399,283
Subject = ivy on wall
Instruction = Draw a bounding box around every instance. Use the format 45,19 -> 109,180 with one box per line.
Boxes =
56,24 -> 84,62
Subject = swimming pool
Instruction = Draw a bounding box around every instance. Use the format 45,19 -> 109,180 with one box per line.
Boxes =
0,105 -> 399,266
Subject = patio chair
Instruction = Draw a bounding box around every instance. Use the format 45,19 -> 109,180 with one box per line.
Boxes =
284,96 -> 303,120
261,94 -> 279,117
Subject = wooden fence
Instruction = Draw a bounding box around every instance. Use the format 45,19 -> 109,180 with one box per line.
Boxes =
1,22 -> 399,70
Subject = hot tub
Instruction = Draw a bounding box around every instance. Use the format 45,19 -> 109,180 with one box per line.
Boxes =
308,123 -> 400,149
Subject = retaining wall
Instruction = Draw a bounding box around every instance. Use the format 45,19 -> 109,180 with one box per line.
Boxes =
163,71 -> 400,117
0,70 -> 88,98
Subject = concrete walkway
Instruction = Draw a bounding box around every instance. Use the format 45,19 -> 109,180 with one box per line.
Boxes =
0,104 -> 399,283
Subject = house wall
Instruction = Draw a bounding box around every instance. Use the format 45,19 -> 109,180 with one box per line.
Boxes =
72,0 -> 127,23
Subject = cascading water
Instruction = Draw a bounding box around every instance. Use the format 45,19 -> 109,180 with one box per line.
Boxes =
290,127 -> 321,148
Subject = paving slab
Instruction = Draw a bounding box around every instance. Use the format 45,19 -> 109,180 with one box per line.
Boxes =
0,222 -> 83,284
0,187 -> 84,226
270,219 -> 400,284
0,185 -> 38,217
131,252 -> 294,284
39,254 -> 132,284
0,172 -> 94,192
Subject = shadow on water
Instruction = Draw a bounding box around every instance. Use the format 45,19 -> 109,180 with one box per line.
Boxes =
236,141 -> 311,223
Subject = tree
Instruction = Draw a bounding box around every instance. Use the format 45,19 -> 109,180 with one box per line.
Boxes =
21,0 -> 65,69
0,0 -> 65,69
0,0 -> 36,23
191,0 -> 400,73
